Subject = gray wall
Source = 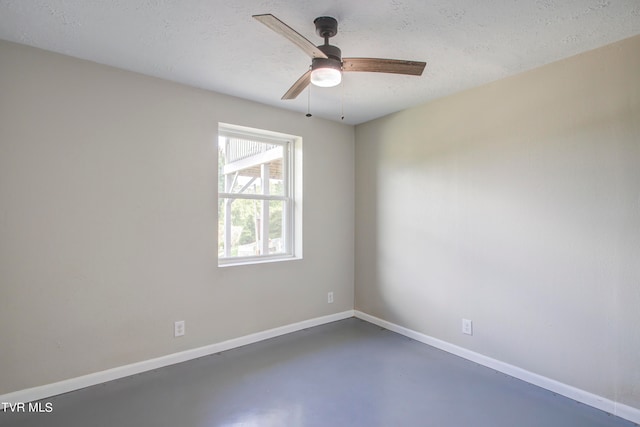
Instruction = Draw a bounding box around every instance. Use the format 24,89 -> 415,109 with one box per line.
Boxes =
355,34 -> 640,409
0,40 -> 354,394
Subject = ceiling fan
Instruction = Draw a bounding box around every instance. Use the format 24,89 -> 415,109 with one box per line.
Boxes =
253,14 -> 427,100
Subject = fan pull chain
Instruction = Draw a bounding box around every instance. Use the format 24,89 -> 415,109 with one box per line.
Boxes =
341,77 -> 345,121
306,85 -> 312,117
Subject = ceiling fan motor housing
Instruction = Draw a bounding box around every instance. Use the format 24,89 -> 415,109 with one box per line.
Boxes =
312,44 -> 342,72
317,44 -> 341,60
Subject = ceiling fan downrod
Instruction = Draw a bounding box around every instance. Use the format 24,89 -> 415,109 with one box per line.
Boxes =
313,16 -> 342,64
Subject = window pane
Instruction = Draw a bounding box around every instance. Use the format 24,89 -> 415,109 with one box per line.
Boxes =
218,198 -> 260,257
218,137 -> 285,196
218,198 -> 288,258
268,199 -> 286,254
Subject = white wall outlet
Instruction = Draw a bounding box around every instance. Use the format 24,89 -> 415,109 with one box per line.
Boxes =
174,320 -> 185,337
327,292 -> 334,304
462,318 -> 473,335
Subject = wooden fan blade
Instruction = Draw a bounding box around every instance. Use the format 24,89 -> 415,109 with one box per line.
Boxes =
282,70 -> 312,100
253,14 -> 328,59
342,58 -> 426,76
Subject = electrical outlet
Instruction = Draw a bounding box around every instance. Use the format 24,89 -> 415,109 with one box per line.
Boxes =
462,318 -> 473,335
327,292 -> 334,304
174,320 -> 185,337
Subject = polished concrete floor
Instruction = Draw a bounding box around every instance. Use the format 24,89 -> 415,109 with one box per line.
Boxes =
0,318 -> 636,427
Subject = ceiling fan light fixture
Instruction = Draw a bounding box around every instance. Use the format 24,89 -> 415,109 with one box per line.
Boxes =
310,56 -> 342,87
310,66 -> 342,87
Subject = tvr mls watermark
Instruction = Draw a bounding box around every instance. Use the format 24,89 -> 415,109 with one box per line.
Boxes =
2,402 -> 53,413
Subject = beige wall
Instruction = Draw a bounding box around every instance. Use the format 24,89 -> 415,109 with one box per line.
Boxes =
0,40 -> 354,394
355,34 -> 640,409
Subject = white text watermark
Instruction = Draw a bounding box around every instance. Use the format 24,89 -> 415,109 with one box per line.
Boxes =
1,402 -> 53,413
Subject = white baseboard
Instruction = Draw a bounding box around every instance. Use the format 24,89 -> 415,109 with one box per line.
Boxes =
354,310 -> 640,425
617,402 -> 640,426
0,310 -> 355,405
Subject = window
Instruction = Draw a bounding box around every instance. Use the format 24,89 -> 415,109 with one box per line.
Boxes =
217,123 -> 301,265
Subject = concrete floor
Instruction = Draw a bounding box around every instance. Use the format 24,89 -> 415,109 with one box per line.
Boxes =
0,318 -> 636,427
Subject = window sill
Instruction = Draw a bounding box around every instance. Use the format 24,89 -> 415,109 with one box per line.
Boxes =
218,254 -> 302,268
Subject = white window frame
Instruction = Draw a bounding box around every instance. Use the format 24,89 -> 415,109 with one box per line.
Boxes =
217,123 -> 302,266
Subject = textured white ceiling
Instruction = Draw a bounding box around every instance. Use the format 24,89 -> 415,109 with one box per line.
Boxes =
1,0 -> 639,124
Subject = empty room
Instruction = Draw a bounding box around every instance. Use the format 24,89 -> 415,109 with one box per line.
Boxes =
1,1 -> 639,426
